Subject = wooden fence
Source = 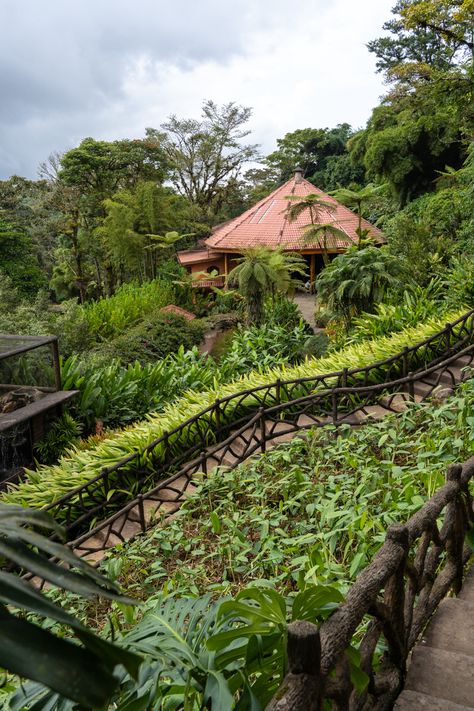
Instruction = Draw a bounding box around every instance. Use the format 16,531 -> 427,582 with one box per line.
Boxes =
36,309 -> 474,555
3,310 -> 473,558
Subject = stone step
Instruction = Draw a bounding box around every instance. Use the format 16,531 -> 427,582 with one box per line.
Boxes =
423,368 -> 459,386
420,598 -> 474,658
379,391 -> 421,411
297,413 -> 329,427
349,405 -> 387,422
395,689 -> 474,710
454,355 -> 473,368
404,646 -> 474,707
411,380 -> 435,399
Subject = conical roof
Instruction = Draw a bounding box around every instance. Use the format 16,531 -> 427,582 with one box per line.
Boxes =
205,175 -> 384,252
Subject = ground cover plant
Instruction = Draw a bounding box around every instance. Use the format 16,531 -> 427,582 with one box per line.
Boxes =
2,308 -> 468,514
10,378 -> 474,709
61,346 -> 217,432
82,279 -> 176,341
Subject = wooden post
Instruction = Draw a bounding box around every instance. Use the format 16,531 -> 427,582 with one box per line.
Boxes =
214,399 -> 221,437
259,407 -> 266,453
275,379 -> 281,405
267,620 -> 322,710
445,463 -> 464,594
384,524 -> 409,668
331,388 -> 338,425
51,339 -> 61,392
137,494 -> 146,531
402,347 -> 409,378
224,253 -> 229,285
445,323 -> 452,352
310,254 -> 316,293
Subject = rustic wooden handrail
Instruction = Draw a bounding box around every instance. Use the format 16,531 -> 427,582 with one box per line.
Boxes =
268,456 -> 474,710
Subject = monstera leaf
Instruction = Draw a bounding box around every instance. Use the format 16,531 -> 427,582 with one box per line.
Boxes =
0,503 -> 141,708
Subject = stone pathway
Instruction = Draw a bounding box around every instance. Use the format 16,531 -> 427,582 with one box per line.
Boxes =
292,293 -> 318,330
395,565 -> 474,710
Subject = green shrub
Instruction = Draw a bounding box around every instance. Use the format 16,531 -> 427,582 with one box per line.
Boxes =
349,278 -> 450,342
3,308 -> 468,514
16,380 -> 474,709
84,279 -> 176,340
61,347 -> 219,432
34,413 -> 83,464
90,314 -> 205,365
219,320 -> 313,376
266,296 -> 303,327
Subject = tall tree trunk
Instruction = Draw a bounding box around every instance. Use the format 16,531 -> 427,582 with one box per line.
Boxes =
70,221 -> 86,304
247,292 -> 263,326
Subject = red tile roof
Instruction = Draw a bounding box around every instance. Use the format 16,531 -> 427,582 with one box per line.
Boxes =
160,304 -> 196,321
205,176 -> 384,252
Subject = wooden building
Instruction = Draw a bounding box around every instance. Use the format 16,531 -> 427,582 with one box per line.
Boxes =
178,169 -> 384,289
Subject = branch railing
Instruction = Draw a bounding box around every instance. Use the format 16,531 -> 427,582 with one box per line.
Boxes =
4,310 -> 473,553
67,343 -> 474,559
268,454 -> 474,711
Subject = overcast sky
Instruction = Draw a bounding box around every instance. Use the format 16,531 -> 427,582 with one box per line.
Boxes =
0,0 -> 394,180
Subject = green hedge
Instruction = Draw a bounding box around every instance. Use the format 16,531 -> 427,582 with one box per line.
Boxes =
2,309 -> 469,513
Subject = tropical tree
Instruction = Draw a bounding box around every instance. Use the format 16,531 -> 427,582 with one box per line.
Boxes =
285,192 -> 342,266
265,124 -> 363,189
156,101 -> 260,220
228,247 -> 305,325
316,245 -> 403,329
285,192 -> 336,225
301,223 -> 348,266
267,249 -> 307,298
330,184 -> 386,246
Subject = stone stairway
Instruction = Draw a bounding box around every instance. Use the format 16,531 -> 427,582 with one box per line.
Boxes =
395,566 -> 474,710
73,353 -> 472,562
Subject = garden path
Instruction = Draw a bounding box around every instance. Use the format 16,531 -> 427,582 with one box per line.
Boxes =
292,293 -> 318,330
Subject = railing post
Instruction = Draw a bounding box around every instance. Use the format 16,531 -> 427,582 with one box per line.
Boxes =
341,367 -> 348,388
137,494 -> 146,532
259,407 -> 266,453
200,450 -> 208,476
407,372 -> 415,401
402,347 -> 409,378
384,524 -> 409,669
276,378 -> 281,405
331,388 -> 338,425
445,463 -> 464,594
101,468 -> 109,497
445,322 -> 452,353
214,399 -> 221,437
267,620 -> 322,710
163,431 -> 170,463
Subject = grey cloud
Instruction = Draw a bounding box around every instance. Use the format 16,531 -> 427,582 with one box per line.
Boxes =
0,0 -> 393,179
0,0 -> 256,177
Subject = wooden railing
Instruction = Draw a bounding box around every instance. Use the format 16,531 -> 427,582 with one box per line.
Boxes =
31,309 -> 473,552
268,454 -> 474,710
5,310 -> 472,556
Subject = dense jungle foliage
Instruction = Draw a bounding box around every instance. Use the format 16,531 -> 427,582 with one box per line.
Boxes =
1,0 -> 474,708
